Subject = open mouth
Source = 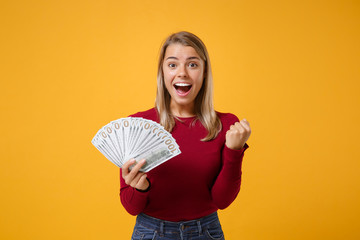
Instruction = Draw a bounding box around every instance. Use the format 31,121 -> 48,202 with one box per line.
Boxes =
173,83 -> 192,96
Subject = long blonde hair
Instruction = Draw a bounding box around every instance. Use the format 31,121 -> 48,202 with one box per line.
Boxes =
155,31 -> 221,141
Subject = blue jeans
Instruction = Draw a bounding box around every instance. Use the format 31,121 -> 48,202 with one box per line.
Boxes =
131,212 -> 225,240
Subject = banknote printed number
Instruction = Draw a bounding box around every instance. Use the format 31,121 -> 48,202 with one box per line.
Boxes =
164,138 -> 177,153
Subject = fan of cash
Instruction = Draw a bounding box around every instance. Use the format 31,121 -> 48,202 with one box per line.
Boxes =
91,117 -> 181,172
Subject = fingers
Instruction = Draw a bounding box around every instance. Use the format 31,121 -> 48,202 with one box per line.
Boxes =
239,119 -> 251,132
122,158 -> 136,176
230,119 -> 251,134
136,174 -> 149,190
129,159 -> 146,176
225,118 -> 251,150
121,159 -> 150,190
131,172 -> 147,188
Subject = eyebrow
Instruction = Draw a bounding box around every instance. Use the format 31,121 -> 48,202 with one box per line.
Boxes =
165,56 -> 200,61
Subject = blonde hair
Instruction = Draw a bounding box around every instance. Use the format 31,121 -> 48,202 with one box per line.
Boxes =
155,31 -> 221,141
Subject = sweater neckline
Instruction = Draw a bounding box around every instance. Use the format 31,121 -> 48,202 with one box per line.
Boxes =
175,115 -> 196,120
174,115 -> 197,125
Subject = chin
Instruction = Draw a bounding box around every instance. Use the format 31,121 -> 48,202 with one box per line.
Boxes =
171,97 -> 195,107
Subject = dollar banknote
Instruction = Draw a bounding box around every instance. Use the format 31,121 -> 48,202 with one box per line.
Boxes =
91,117 -> 181,172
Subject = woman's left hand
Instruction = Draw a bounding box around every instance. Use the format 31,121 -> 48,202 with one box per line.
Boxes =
225,119 -> 251,150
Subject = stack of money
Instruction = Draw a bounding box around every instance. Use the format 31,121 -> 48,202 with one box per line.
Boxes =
91,117 -> 181,172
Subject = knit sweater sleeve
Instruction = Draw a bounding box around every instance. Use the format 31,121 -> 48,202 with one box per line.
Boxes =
210,114 -> 249,209
119,169 -> 149,215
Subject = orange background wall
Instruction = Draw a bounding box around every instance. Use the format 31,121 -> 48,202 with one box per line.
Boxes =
1,0 -> 359,239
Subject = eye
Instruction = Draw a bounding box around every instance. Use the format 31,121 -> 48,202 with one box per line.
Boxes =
189,62 -> 198,68
168,63 -> 176,68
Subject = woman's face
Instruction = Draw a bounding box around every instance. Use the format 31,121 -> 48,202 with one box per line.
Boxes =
162,43 -> 205,112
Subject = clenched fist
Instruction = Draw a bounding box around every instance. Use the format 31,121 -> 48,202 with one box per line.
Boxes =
225,119 -> 251,150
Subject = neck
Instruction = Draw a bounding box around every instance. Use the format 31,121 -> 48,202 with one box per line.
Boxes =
170,101 -> 196,118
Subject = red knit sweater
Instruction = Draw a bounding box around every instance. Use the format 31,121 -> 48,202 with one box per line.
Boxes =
119,108 -> 248,221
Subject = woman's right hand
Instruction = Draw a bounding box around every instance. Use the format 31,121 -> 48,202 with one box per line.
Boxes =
122,159 -> 149,191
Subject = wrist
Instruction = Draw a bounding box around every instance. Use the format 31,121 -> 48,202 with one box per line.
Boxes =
225,142 -> 244,150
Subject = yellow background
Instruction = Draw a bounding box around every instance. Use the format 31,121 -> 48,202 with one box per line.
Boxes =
1,0 -> 359,239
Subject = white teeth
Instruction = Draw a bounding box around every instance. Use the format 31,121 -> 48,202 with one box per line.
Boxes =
174,83 -> 191,87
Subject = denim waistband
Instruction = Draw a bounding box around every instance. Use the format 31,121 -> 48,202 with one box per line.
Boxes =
136,212 -> 219,235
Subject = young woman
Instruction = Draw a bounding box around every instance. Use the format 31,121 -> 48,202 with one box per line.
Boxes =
120,31 -> 251,240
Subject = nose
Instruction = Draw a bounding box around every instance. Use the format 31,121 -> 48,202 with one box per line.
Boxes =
176,64 -> 188,78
